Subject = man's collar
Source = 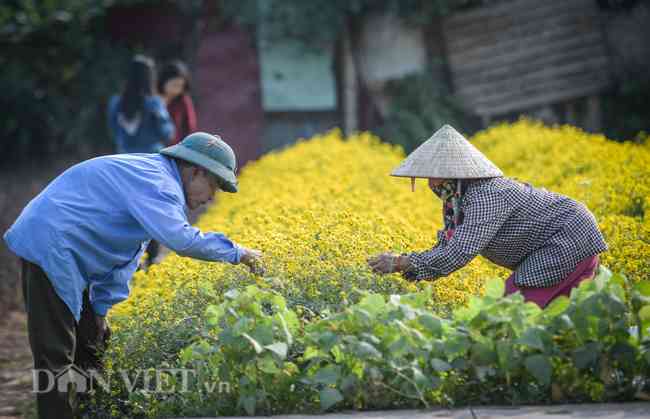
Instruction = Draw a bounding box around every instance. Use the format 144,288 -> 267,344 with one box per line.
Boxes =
164,155 -> 189,213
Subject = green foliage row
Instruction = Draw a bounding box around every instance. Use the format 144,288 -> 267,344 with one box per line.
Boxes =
93,269 -> 650,417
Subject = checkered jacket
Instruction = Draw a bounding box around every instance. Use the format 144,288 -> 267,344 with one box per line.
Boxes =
406,177 -> 608,288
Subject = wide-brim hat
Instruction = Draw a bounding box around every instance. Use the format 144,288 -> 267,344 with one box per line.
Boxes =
391,124 -> 503,181
160,132 -> 238,193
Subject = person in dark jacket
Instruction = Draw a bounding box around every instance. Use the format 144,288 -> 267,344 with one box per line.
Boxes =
108,55 -> 175,153
368,124 -> 608,308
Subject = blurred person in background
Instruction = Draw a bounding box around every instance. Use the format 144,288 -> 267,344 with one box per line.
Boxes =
109,55 -> 176,265
158,60 -> 198,145
108,55 -> 175,153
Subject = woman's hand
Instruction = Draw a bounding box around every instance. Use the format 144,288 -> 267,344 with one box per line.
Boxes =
368,253 -> 412,274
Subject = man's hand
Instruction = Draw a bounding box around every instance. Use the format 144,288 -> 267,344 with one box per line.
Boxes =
240,247 -> 265,276
95,315 -> 110,345
368,252 -> 411,274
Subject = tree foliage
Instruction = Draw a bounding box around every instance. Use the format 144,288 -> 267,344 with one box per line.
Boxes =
0,0 -> 202,165
0,1 -> 131,164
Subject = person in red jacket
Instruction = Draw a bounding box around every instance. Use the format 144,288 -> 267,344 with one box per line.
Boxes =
158,60 -> 198,145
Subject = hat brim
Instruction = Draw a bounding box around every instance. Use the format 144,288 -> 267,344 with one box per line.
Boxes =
161,144 -> 238,193
389,171 -> 503,179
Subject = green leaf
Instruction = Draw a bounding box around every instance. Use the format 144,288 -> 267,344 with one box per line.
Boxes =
319,388 -> 343,411
239,394 -> 256,416
276,312 -> 293,346
544,296 -> 570,317
517,327 -> 545,350
419,313 -> 443,336
205,305 -> 221,326
593,265 -> 612,284
573,342 -> 601,369
232,317 -> 251,336
388,337 -> 410,357
340,374 -> 357,392
317,331 -> 339,351
412,367 -> 430,387
444,333 -> 470,357
400,287 -> 433,308
471,341 -> 496,365
313,365 -> 341,385
640,305 -> 650,321
634,281 -> 650,298
360,333 -> 381,345
303,346 -> 322,360
474,365 -> 495,381
265,342 -> 288,359
359,294 -> 386,315
354,341 -> 382,359
257,355 -> 280,374
430,358 -> 452,372
485,278 -> 505,298
496,340 -> 515,370
639,305 -> 650,330
179,346 -> 195,365
525,354 -> 552,386
332,345 -> 345,363
224,289 -> 240,300
452,357 -> 468,370
242,333 -> 263,354
611,342 -> 637,365
609,272 -> 627,289
454,297 -> 482,322
253,323 -> 276,344
399,304 -> 418,320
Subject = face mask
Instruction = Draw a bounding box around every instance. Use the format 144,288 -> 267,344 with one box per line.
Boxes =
430,180 -> 455,200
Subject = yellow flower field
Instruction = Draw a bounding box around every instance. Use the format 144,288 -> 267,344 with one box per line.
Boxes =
110,120 -> 650,326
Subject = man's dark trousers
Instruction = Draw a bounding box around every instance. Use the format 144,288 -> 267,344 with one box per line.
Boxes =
22,259 -> 109,419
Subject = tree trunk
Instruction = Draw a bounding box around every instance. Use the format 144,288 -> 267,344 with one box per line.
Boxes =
341,26 -> 359,135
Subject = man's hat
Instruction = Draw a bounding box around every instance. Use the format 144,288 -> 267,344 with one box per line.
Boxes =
161,132 -> 238,193
391,124 -> 503,181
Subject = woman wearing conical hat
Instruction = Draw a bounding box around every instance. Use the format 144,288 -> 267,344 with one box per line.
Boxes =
367,125 -> 608,308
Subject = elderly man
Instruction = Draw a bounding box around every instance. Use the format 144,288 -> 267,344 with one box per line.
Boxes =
368,125 -> 607,306
3,132 -> 262,419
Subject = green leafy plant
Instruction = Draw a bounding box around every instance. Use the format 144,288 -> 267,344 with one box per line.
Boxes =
173,286 -> 303,416
98,268 -> 650,417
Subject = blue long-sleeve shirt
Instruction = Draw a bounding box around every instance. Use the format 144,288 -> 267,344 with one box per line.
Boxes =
108,95 -> 176,153
4,154 -> 243,321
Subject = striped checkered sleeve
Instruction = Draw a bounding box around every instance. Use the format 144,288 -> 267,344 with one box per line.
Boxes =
405,186 -> 513,281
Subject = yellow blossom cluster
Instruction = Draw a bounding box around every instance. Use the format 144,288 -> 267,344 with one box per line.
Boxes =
110,120 -> 649,325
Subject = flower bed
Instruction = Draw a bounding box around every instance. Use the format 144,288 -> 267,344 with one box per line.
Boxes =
93,121 -> 650,417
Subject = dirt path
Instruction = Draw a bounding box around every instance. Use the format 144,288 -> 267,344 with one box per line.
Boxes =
0,311 -> 34,418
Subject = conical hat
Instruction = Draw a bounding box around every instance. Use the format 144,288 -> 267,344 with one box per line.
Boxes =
391,124 -> 503,179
